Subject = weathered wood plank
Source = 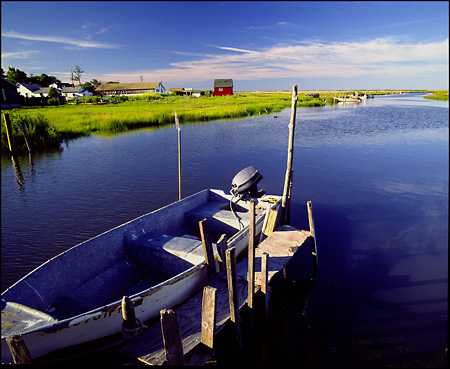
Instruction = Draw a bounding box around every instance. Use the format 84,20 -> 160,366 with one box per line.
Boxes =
307,201 -> 318,268
216,234 -> 227,272
247,200 -> 256,310
226,246 -> 242,348
201,286 -> 217,350
199,219 -> 216,279
6,335 -> 32,364
261,252 -> 269,319
160,309 -> 185,365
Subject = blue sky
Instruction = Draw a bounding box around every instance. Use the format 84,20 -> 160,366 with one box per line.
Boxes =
1,1 -> 448,91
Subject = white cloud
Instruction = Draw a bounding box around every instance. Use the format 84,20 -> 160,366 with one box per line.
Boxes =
97,37 -> 449,84
1,50 -> 40,59
2,31 -> 122,49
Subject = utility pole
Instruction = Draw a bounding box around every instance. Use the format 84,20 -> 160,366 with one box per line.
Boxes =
70,69 -> 74,87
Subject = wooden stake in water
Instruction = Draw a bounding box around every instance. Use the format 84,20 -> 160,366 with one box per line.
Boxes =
174,111 -> 181,200
281,85 -> 298,225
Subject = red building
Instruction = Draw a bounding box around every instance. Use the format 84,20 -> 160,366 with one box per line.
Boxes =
214,79 -> 233,96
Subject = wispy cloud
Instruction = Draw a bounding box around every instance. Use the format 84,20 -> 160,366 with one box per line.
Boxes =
364,16 -> 449,31
104,37 -> 448,83
1,50 -> 40,59
2,31 -> 122,49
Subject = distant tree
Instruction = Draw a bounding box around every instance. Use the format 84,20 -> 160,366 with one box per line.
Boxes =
6,67 -> 27,85
73,65 -> 84,85
47,86 -> 60,99
81,79 -> 100,93
38,73 -> 60,87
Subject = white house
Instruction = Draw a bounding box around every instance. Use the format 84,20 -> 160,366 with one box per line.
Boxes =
60,86 -> 92,99
17,83 -> 42,98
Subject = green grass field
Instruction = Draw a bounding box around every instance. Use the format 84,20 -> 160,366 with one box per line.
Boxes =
2,90 -> 444,154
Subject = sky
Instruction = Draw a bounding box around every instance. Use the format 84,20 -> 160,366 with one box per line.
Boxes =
1,1 -> 448,91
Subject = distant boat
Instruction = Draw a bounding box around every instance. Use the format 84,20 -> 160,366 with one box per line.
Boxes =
2,168 -> 281,363
333,96 -> 361,103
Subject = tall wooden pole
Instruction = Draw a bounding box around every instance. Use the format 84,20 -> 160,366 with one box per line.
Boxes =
247,199 -> 256,323
280,85 -> 298,225
175,111 -> 181,200
3,113 -> 15,155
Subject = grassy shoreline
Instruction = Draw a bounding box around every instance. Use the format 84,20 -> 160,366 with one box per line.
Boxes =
2,90 -> 446,154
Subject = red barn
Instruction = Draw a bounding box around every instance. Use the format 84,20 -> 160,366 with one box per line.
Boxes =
214,79 -> 233,96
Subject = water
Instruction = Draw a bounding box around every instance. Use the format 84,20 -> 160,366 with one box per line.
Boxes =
1,93 -> 448,365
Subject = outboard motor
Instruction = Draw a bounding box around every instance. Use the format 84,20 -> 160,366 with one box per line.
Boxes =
230,166 -> 265,200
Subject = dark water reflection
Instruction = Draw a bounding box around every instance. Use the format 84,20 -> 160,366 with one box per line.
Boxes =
1,93 -> 448,364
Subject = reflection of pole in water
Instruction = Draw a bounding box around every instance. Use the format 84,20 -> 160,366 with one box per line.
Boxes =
28,153 -> 35,178
11,155 -> 25,193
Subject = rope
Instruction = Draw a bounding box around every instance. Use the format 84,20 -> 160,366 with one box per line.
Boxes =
230,193 -> 244,230
121,317 -> 146,340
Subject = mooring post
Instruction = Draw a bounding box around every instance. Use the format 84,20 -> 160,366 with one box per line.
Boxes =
199,219 -> 216,279
248,199 -> 256,324
201,286 -> 217,350
280,85 -> 298,226
216,234 -> 227,272
121,296 -> 137,331
307,201 -> 318,268
261,252 -> 269,319
160,309 -> 185,365
19,121 -> 32,154
3,113 -> 16,155
174,111 -> 181,200
226,246 -> 242,348
6,335 -> 32,364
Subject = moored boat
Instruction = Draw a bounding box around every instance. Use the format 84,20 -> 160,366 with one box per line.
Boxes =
2,167 -> 281,363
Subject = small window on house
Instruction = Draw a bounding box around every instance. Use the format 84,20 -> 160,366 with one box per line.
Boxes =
2,89 -> 6,101
219,88 -> 223,91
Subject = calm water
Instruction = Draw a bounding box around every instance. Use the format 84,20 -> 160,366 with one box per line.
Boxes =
1,93 -> 448,364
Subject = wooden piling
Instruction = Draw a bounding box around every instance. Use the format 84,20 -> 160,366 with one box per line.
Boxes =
6,335 -> 32,364
174,111 -> 181,200
122,296 -> 137,331
280,85 -> 298,225
3,113 -> 15,154
216,234 -> 227,272
201,286 -> 217,350
199,219 -> 216,279
247,199 -> 256,311
263,207 -> 279,239
225,246 -> 242,348
261,252 -> 269,319
19,121 -> 32,154
307,201 -> 318,268
160,309 -> 184,365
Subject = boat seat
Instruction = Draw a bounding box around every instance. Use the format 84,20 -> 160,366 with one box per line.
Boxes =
124,232 -> 206,275
2,301 -> 58,336
185,201 -> 262,238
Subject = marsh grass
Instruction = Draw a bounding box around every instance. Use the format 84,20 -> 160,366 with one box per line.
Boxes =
1,113 -> 64,154
424,90 -> 449,101
8,93 -> 295,136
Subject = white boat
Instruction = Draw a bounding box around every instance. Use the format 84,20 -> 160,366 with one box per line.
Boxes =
2,167 -> 281,363
333,96 -> 361,103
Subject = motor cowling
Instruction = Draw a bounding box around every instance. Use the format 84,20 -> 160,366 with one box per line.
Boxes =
230,166 -> 265,199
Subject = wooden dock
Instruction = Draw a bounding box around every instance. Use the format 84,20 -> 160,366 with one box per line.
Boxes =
120,217 -> 316,365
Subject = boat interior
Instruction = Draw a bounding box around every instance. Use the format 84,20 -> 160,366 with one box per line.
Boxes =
2,191 -> 270,325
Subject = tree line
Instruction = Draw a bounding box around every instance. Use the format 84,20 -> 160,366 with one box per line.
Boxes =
1,66 -> 100,93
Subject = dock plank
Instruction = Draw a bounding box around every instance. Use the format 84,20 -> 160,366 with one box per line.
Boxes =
120,225 -> 310,365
